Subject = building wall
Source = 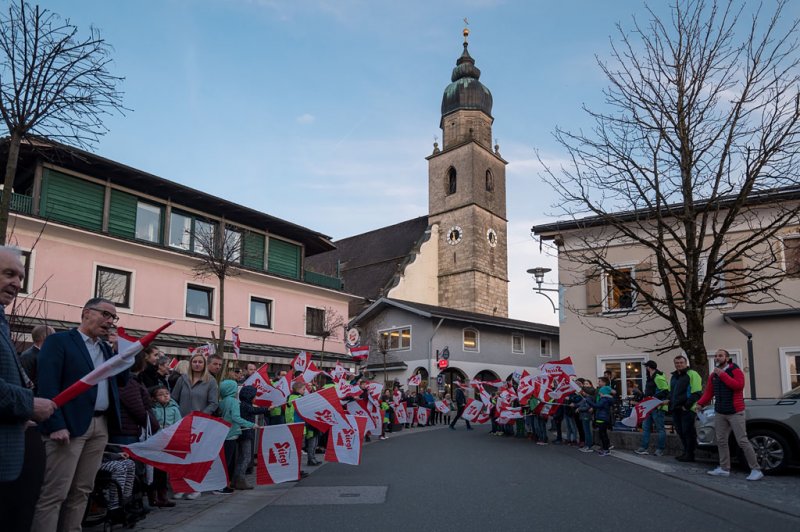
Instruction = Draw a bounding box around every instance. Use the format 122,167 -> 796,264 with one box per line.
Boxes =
12,215 -> 351,356
388,224 -> 439,306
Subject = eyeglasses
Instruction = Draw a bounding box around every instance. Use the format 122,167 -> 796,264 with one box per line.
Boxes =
86,307 -> 119,324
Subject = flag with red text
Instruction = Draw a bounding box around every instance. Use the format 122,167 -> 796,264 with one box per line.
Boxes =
622,397 -> 664,428
292,351 -> 310,373
393,402 -> 408,424
461,399 -> 485,422
243,365 -> 287,408
325,415 -> 367,465
434,400 -> 450,414
292,386 -> 348,433
416,406 -> 429,426
408,374 -> 422,387
256,422 -> 304,485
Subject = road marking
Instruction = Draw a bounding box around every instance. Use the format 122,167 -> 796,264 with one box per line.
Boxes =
272,486 -> 388,505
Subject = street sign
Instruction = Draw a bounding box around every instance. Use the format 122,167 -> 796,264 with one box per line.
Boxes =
441,347 -> 450,360
436,374 -> 444,386
345,327 -> 360,347
438,359 -> 449,369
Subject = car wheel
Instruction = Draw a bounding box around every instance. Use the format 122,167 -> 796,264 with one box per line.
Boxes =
748,429 -> 790,474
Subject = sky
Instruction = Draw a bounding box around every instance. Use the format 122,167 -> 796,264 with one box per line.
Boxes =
23,0 -> 800,327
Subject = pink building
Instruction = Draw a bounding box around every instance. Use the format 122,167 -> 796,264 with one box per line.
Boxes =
3,139 -> 355,371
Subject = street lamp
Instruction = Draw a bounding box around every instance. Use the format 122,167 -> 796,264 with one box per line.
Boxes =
527,266 -> 559,313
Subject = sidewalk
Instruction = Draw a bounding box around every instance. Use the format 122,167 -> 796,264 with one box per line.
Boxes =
105,424 -> 444,532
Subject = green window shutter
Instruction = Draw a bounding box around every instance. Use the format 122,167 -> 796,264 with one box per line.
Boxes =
267,238 -> 301,279
39,169 -> 104,231
242,232 -> 265,270
108,189 -> 137,238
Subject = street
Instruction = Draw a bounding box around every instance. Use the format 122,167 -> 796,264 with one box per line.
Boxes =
219,426 -> 798,532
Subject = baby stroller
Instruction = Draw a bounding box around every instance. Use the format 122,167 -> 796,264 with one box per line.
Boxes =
82,446 -> 149,530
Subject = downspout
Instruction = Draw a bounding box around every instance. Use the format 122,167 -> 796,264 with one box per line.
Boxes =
428,318 -> 445,385
723,315 -> 756,399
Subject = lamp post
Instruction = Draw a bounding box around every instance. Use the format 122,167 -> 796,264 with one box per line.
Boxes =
527,267 -> 559,313
378,334 -> 389,387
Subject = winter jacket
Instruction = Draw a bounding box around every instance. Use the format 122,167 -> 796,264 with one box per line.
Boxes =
697,362 -> 746,414
583,392 -> 614,424
172,374 -> 219,417
455,388 -> 467,407
113,378 -> 160,438
153,398 -> 182,428
138,363 -> 167,391
669,368 -> 703,413
219,380 -> 255,441
644,370 -> 670,411
238,385 -> 270,441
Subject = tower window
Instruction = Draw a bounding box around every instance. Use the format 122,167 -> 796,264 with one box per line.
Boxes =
447,167 -> 457,195
485,169 -> 494,192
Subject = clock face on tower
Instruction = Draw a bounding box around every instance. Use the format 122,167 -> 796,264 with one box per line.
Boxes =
486,228 -> 498,247
446,225 -> 463,245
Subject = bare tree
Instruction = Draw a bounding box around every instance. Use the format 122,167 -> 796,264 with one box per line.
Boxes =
306,305 -> 345,369
0,0 -> 126,244
538,0 -> 800,371
191,222 -> 245,357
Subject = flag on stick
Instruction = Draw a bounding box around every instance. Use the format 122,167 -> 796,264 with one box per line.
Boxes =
324,415 -> 367,465
622,397 -> 664,427
231,326 -> 241,359
257,423 -> 305,485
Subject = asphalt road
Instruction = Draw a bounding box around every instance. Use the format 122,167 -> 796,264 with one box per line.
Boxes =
234,426 -> 800,532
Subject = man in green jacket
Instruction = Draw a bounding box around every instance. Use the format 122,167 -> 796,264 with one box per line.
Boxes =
635,360 -> 670,456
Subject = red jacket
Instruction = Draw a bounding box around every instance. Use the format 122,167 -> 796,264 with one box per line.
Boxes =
697,363 -> 746,413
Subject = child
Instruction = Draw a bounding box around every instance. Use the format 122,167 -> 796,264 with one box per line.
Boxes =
219,380 -> 257,493
583,377 -> 615,456
235,385 -> 270,489
150,385 -> 181,506
576,384 -> 595,452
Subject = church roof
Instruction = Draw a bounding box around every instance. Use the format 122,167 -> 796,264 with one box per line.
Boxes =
304,216 -> 431,308
441,42 -> 493,120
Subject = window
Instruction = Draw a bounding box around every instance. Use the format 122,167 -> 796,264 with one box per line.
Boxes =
193,219 -> 215,255
169,212 -> 192,250
780,348 -> 800,393
135,201 -> 162,243
20,250 -> 31,294
186,285 -> 213,319
380,327 -> 411,350
603,267 -> 634,311
250,297 -> 272,329
785,237 -> 800,277
447,167 -> 457,195
463,328 -> 479,351
224,227 -> 242,263
95,266 -> 132,309
540,337 -> 552,357
305,307 -> 325,336
512,334 -> 524,354
600,358 -> 645,397
699,255 -> 726,306
485,169 -> 494,192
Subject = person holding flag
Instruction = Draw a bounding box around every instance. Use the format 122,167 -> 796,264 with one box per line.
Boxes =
635,360 -> 670,456
285,380 -> 321,466
34,297 -> 131,531
449,381 -> 472,431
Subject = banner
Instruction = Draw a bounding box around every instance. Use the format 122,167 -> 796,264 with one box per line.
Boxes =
434,400 -> 450,414
348,345 -> 369,361
324,415 -> 367,465
257,422 -> 305,485
393,402 -> 408,424
461,399 -> 485,422
416,406 -> 429,426
292,351 -> 310,373
292,386 -> 349,433
346,400 -> 381,437
301,362 -> 323,384
622,397 -> 664,427
408,374 -> 422,386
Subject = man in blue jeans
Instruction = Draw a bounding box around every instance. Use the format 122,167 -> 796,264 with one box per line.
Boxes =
635,360 -> 670,456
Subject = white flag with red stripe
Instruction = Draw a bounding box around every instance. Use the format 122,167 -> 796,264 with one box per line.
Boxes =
54,321 -> 174,407
243,365 -> 287,408
622,397 -> 664,427
168,358 -> 180,370
335,378 -> 363,400
346,400 -> 382,437
256,422 -> 304,485
188,343 -> 215,357
496,406 -> 523,425
533,402 -> 560,418
348,345 -> 369,361
407,374 -> 422,386
331,361 -> 348,382
231,326 -> 241,359
434,400 -> 450,414
292,386 -> 349,433
292,351 -> 310,373
407,406 -> 417,424
324,415 -> 367,465
123,413 -> 230,494
393,402 -> 408,424
301,362 -> 323,383
416,406 -> 429,426
461,399 -> 485,422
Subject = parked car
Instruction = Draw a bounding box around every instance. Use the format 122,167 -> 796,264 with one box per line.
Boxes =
696,385 -> 800,474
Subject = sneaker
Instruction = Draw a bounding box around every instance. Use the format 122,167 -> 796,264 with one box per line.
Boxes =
379,435 -> 388,440
654,449 -> 664,457
173,493 -> 185,500
579,446 -> 594,453
634,448 -> 649,455
214,487 -> 234,494
609,445 -> 615,450
597,450 -> 610,456
707,467 -> 730,477
536,441 -> 548,446
185,492 -> 201,500
746,469 -> 764,481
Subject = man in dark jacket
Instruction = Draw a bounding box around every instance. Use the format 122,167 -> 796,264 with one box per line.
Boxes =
635,360 -> 670,456
696,349 -> 763,481
669,355 -> 702,462
235,385 -> 270,489
449,382 -> 472,430
19,324 -> 55,394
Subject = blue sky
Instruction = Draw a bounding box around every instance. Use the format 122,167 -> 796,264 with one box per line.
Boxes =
26,0 -> 799,326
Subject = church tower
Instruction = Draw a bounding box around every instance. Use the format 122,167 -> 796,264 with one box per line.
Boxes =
427,28 -> 509,317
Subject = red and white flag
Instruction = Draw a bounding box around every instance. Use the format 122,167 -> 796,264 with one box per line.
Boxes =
188,343 -> 215,357
366,382 -> 383,404
346,400 -> 381,437
348,345 -> 370,361
533,402 -> 560,419
462,399 -> 485,422
331,361 -> 348,382
472,382 -> 492,407
416,407 -> 429,426
292,386 -> 349,433
393,402 -> 408,424
243,365 -> 287,408
434,400 -> 450,414
54,321 -> 174,407
335,378 -> 363,400
292,351 -> 310,373
392,390 -> 403,406
123,413 -> 230,494
475,409 -> 492,424
622,397 -> 664,428
408,374 -> 422,387
168,358 -> 180,370
496,406 -> 523,425
324,415 -> 367,465
540,357 -> 576,379
407,406 -> 417,425
257,422 -> 305,485
301,362 -> 323,384
231,326 -> 241,359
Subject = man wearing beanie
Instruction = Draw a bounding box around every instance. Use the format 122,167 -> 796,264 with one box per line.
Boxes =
635,360 -> 670,456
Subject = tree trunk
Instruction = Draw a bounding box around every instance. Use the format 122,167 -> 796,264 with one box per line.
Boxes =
217,276 -> 226,357
0,131 -> 23,245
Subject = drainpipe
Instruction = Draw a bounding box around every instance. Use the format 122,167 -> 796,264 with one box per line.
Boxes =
723,315 -> 756,399
428,318 -> 445,385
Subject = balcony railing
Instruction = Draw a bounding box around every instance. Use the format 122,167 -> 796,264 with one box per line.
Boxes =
304,270 -> 343,290
0,191 -> 33,215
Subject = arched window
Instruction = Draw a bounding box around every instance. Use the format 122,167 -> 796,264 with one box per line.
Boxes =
485,169 -> 494,192
447,167 -> 457,195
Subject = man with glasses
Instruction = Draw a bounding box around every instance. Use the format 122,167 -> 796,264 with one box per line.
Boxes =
34,297 -> 130,531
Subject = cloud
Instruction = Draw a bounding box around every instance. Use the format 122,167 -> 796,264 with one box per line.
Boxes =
296,113 -> 315,124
